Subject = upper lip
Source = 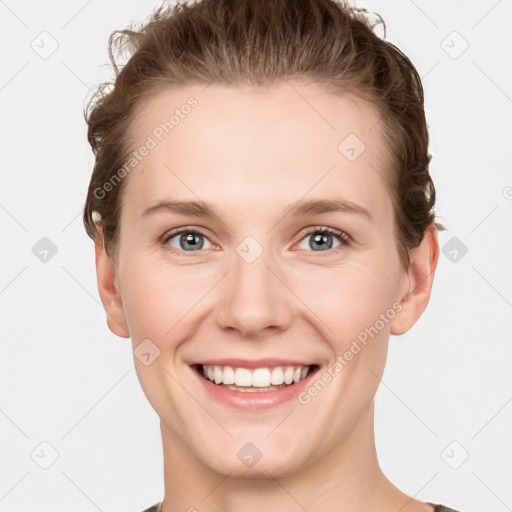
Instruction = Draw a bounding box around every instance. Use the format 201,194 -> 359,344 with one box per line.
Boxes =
191,358 -> 317,369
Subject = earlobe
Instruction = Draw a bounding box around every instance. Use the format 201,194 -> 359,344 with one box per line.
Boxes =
390,224 -> 440,336
94,240 -> 130,338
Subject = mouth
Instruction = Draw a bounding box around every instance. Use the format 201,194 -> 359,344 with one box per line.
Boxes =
190,362 -> 320,409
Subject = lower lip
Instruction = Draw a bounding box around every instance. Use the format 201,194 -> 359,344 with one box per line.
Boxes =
192,365 -> 319,410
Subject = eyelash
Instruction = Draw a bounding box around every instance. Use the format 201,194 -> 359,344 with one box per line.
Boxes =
160,226 -> 351,256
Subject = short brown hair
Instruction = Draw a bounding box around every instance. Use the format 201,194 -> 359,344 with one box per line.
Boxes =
83,0 -> 445,269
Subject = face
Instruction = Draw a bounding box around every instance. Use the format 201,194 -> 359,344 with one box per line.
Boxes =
96,81 -> 437,478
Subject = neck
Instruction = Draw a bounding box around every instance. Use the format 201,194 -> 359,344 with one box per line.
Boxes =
158,403 -> 425,512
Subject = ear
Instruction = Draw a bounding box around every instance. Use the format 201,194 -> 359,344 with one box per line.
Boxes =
390,224 -> 440,336
94,239 -> 130,338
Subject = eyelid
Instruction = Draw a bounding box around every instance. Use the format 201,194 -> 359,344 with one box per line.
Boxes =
296,225 -> 351,242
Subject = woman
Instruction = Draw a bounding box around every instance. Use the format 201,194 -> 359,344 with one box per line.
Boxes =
83,0 -> 460,510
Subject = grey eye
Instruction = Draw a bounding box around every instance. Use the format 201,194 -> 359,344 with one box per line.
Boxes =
167,231 -> 213,251
297,231 -> 343,252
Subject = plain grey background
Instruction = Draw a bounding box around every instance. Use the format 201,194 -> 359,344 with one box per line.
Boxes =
1,0 -> 511,511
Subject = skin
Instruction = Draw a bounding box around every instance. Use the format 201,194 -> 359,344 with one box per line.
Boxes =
95,81 -> 440,512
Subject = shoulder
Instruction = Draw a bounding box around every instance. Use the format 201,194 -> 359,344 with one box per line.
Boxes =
140,504 -> 161,512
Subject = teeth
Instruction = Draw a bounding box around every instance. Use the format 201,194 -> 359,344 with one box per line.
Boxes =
284,366 -> 294,384
213,366 -> 223,384
223,365 -> 235,385
252,368 -> 271,387
234,368 -> 252,386
270,367 -> 284,385
199,364 -> 312,388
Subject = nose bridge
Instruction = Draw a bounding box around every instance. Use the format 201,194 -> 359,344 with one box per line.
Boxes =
215,234 -> 292,337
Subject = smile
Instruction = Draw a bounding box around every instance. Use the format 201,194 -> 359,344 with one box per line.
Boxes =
198,363 -> 314,390
191,362 -> 320,409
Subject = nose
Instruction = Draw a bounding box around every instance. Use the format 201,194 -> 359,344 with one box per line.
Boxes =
215,244 -> 293,339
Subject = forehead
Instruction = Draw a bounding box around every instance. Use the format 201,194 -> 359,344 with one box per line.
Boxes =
122,81 -> 393,223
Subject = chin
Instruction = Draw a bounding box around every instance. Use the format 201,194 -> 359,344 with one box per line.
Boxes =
199,443 -> 311,479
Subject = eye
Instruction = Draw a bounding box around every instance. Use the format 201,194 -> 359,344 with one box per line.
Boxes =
296,226 -> 351,253
163,228 -> 214,253
161,226 -> 351,255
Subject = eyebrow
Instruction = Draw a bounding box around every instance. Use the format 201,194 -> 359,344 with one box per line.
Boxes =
141,197 -> 372,221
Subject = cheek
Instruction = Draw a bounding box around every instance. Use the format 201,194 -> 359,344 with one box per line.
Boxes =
289,260 -> 399,342
119,258 -> 215,341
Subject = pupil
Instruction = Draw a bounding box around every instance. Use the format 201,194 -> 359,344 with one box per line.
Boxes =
312,233 -> 332,251
182,233 -> 203,250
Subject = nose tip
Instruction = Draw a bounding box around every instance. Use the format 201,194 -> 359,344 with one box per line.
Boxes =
214,252 -> 292,339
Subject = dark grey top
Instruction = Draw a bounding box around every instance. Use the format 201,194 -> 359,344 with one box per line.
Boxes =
141,502 -> 462,511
